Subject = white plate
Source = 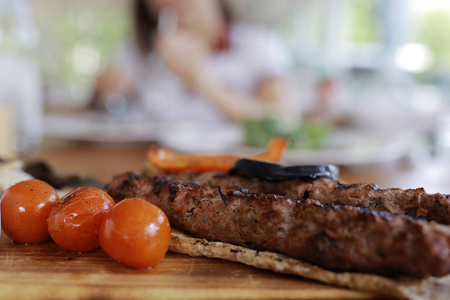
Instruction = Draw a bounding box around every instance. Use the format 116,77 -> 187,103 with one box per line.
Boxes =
45,112 -> 183,143
45,113 -> 410,166
158,123 -> 243,153
44,112 -> 243,151
240,129 -> 411,166
161,127 -> 411,166
283,138 -> 409,166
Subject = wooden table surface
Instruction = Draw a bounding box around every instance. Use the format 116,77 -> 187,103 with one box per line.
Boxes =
2,140 -> 449,300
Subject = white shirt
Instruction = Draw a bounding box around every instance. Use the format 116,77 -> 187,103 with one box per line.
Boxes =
115,23 -> 290,124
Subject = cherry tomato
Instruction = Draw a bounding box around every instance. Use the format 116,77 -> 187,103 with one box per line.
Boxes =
47,187 -> 115,252
1,179 -> 59,244
99,198 -> 171,269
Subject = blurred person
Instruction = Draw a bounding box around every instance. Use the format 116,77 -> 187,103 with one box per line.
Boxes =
92,0 -> 292,124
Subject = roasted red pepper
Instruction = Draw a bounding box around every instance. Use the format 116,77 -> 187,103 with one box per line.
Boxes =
147,138 -> 289,173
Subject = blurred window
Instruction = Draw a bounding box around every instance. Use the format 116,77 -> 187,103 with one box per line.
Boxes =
13,0 -> 450,109
413,3 -> 450,74
349,0 -> 380,43
32,0 -> 131,107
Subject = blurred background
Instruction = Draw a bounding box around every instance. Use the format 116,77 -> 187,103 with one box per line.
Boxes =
2,0 -> 450,167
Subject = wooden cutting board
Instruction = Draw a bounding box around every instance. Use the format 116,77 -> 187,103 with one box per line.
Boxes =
0,145 -> 402,299
0,230 -> 386,300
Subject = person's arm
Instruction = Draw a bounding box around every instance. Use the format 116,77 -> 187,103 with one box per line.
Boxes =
88,42 -> 141,111
195,75 -> 289,122
88,67 -> 135,110
96,67 -> 134,97
156,31 -> 290,122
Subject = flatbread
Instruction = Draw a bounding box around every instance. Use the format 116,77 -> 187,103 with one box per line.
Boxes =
169,228 -> 450,300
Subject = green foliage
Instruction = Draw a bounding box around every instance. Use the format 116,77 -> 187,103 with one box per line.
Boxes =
417,10 -> 450,72
244,117 -> 330,150
37,4 -> 131,100
349,0 -> 379,43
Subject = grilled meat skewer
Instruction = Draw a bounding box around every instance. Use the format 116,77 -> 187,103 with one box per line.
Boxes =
105,172 -> 450,278
154,171 -> 450,225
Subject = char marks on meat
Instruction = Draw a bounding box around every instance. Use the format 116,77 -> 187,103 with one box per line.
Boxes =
105,172 -> 450,278
156,171 -> 450,225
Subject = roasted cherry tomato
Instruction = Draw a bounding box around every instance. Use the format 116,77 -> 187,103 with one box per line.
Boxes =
1,179 -> 59,244
99,198 -> 171,269
47,187 -> 115,252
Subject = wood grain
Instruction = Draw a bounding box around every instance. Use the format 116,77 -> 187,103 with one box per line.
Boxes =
0,230 -> 385,300
6,141 -> 438,299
